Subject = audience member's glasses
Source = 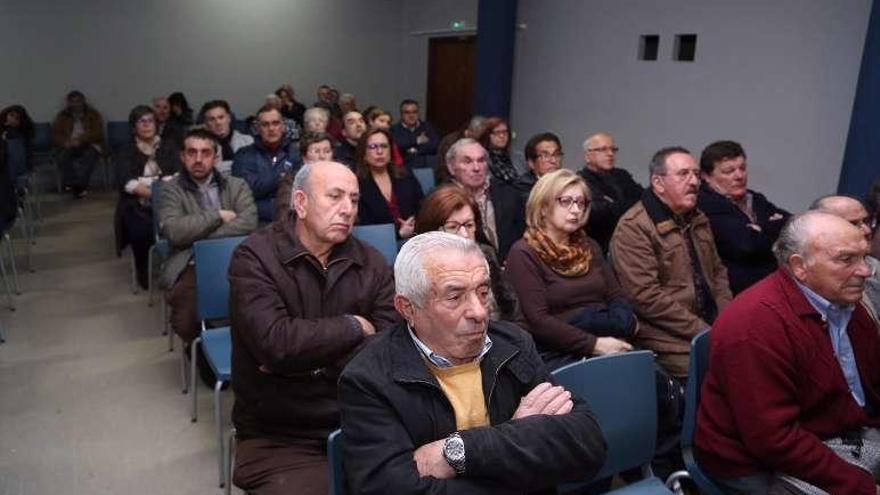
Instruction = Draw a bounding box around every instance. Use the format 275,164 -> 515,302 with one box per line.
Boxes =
367,143 -> 390,151
556,196 -> 589,211
259,120 -> 283,129
588,146 -> 619,154
137,117 -> 155,125
441,221 -> 477,234
491,129 -> 510,136
537,151 -> 564,161
659,169 -> 701,182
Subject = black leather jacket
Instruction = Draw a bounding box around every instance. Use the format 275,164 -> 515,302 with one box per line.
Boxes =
338,321 -> 607,494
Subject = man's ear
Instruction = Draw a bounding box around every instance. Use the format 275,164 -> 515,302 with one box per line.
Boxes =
394,295 -> 415,324
292,189 -> 308,218
789,254 -> 809,283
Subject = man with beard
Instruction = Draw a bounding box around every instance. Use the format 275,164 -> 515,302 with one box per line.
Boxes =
610,146 -> 731,379
159,129 -> 257,351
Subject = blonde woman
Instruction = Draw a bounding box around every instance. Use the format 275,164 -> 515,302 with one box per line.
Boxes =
505,169 -> 635,370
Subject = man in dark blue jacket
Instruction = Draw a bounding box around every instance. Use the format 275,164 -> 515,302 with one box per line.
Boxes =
232,105 -> 299,222
390,99 -> 439,167
339,232 -> 607,494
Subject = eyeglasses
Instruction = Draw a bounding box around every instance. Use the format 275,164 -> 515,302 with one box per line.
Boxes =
556,196 -> 590,211
440,220 -> 477,234
537,152 -> 564,161
587,146 -> 619,154
137,116 -> 155,125
659,169 -> 701,182
367,143 -> 390,151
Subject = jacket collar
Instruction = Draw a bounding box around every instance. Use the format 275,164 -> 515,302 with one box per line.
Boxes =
272,217 -> 366,269
179,168 -> 226,192
255,136 -> 292,154
642,187 -> 707,235
774,267 -> 829,319
387,321 -> 531,387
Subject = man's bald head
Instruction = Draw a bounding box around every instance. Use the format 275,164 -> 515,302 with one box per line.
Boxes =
809,195 -> 872,241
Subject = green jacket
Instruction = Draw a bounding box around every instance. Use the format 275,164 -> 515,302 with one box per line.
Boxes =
158,170 -> 257,288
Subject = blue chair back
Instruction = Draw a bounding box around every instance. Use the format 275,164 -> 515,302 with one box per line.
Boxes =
328,429 -> 348,495
553,351 -> 657,482
352,224 -> 397,265
32,123 -> 52,153
106,121 -> 131,153
192,236 -> 247,323
4,138 -> 27,180
412,167 -> 435,195
682,330 -> 725,494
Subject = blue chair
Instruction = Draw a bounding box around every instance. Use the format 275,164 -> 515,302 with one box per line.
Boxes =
352,223 -> 397,265
676,330 -> 725,495
192,235 -> 247,488
412,167 -> 435,195
328,429 -> 348,495
553,351 -> 676,494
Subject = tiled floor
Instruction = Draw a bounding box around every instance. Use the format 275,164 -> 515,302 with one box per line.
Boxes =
0,188 -> 238,495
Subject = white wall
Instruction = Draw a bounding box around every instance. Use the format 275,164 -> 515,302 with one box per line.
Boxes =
509,0 -> 871,211
0,0 -> 424,122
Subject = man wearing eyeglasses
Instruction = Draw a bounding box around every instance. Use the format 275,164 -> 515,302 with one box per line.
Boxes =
578,132 -> 643,254
513,132 -> 564,196
610,146 -> 731,379
232,105 -> 300,223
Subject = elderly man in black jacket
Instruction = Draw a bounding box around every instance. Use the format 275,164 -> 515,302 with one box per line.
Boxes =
339,232 -> 607,494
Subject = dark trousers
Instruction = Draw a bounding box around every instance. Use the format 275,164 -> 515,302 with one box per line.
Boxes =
167,265 -> 199,344
234,437 -> 328,495
57,145 -> 100,190
122,206 -> 154,289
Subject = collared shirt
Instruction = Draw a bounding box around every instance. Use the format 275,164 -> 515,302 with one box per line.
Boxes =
196,176 -> 221,211
407,324 -> 492,369
795,280 -> 865,407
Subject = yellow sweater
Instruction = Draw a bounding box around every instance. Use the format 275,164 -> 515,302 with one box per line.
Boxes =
428,360 -> 490,431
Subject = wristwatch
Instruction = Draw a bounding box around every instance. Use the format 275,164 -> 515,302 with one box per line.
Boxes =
443,432 -> 466,475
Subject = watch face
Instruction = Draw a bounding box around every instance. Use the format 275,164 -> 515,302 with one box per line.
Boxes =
445,437 -> 465,460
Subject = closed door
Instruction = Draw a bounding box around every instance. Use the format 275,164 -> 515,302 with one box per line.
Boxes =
426,35 -> 476,137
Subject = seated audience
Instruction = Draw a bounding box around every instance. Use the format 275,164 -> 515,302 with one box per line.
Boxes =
506,169 -> 635,370
810,195 -> 880,324
113,105 -> 181,289
276,84 -> 305,128
513,132 -> 564,196
414,185 -> 521,322
200,100 -> 254,176
436,116 -> 485,184
158,129 -> 257,349
477,117 -> 518,184
51,90 -> 105,198
334,111 -> 366,168
303,107 -> 330,134
256,93 -> 301,144
355,129 -> 423,238
578,132 -> 643,254
229,161 -> 398,495
168,91 -> 193,127
446,138 -> 523,260
391,98 -> 439,167
696,211 -> 880,495
338,231 -> 607,494
153,96 -> 185,145
610,146 -> 731,378
697,140 -> 790,294
0,104 -> 35,171
232,105 -> 299,223
365,107 -> 403,166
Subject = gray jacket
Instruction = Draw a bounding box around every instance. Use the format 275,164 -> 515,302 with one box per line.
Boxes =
158,170 -> 257,288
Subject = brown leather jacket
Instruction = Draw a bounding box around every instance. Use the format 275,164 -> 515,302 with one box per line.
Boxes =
51,107 -> 105,151
610,190 -> 731,377
229,219 -> 400,442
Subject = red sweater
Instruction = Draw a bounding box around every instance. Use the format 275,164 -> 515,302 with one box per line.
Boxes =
695,268 -> 880,495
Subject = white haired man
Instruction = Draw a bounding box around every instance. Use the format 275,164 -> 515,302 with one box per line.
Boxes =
339,231 -> 607,493
697,211 -> 880,494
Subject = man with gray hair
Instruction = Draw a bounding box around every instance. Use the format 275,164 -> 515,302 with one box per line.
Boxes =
339,231 -> 607,493
228,161 -> 399,495
696,211 -> 880,494
810,194 -> 880,324
445,138 -> 524,259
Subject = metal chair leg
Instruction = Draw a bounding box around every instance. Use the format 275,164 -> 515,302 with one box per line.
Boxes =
225,427 -> 236,495
147,246 -> 155,307
4,233 -> 20,295
180,342 -> 188,394
215,379 -> 225,487
0,239 -> 15,311
191,336 -> 201,422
